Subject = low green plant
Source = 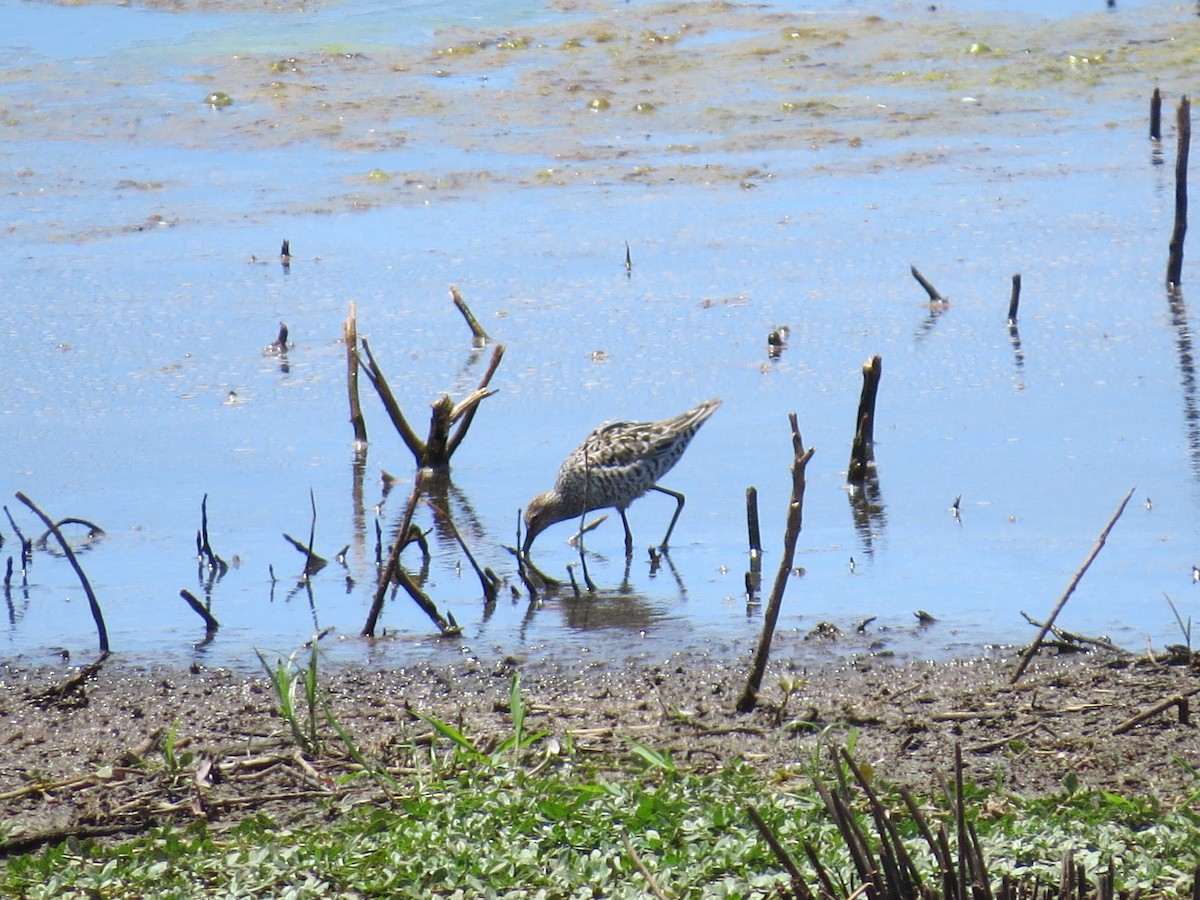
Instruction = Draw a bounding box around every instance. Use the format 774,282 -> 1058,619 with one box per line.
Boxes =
158,718 -> 190,776
255,642 -> 323,756
413,670 -> 547,769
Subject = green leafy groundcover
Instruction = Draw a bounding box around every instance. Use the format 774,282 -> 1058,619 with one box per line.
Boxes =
3,760 -> 1199,899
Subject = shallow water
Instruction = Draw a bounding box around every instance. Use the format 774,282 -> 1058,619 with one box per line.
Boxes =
3,0 -> 1200,671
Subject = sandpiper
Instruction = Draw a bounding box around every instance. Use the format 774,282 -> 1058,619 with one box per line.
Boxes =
522,398 -> 721,557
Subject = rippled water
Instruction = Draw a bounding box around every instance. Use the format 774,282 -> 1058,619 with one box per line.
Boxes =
2,0 -> 1199,670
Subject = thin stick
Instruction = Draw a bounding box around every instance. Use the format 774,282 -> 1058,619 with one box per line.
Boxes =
1113,686 -> 1200,734
911,265 -> 946,302
746,487 -> 762,553
737,416 -> 814,712
1151,87 -> 1162,141
15,492 -> 109,655
1007,273 -> 1021,325
748,806 -> 812,900
179,589 -> 219,633
344,302 -> 368,444
746,486 -> 763,599
1168,96 -> 1191,287
621,831 -> 670,900
847,355 -> 882,484
363,472 -> 426,637
446,344 -> 504,458
3,506 -> 28,567
359,338 -> 425,459
1010,487 -> 1135,684
425,498 -> 498,603
450,285 -> 490,346
304,488 -> 319,578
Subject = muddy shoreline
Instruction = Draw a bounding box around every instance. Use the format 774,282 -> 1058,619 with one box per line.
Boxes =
2,647 -> 1198,855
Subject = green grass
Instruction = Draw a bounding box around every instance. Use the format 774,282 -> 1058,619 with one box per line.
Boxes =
4,667 -> 1198,897
4,744 -> 1199,899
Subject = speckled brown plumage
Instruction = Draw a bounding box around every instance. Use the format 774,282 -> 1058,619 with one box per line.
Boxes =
522,399 -> 721,556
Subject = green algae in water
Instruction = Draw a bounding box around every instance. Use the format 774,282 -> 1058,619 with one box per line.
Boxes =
204,91 -> 233,108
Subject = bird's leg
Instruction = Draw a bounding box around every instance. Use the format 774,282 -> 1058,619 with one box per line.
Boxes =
619,509 -> 635,557
649,484 -> 686,550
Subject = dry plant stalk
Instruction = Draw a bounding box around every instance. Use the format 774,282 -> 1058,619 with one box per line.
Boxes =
16,491 -> 109,656
450,285 -> 491,346
344,302 -> 368,444
1011,487 -> 1135,685
847,355 -> 882,484
737,415 -> 814,713
1168,95 -> 1191,287
358,339 -> 503,472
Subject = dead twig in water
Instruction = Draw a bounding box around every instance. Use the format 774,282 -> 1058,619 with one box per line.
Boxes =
16,492 -> 109,656
1011,487 -> 1136,685
450,285 -> 490,346
1151,87 -> 1162,141
179,589 -> 219,634
446,344 -> 504,461
363,471 -> 457,636
425,497 -> 499,603
197,494 -> 228,576
3,506 -> 31,570
910,264 -> 946,302
359,337 -> 425,459
1007,273 -> 1022,325
358,338 -> 502,472
745,486 -> 762,600
344,302 -> 368,445
1167,95 -> 1191,288
737,416 -> 814,713
847,355 -> 882,485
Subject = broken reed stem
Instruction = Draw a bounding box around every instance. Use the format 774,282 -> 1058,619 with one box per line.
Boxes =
910,265 -> 945,302
737,415 -> 814,713
1011,487 -> 1135,685
1113,686 -> 1200,735
1168,95 -> 1191,287
450,285 -> 490,346
358,332 -> 502,470
745,486 -> 763,599
1151,87 -> 1162,141
447,343 -> 504,459
359,338 -> 425,459
1007,273 -> 1021,325
577,449 -> 597,592
179,589 -> 219,634
621,831 -> 671,900
198,494 -> 227,574
847,355 -> 883,484
425,497 -> 498,603
747,807 -> 811,900
344,302 -> 368,444
15,492 -> 109,655
364,472 -> 428,636
746,487 -> 762,553
3,506 -> 30,568
303,488 -> 319,578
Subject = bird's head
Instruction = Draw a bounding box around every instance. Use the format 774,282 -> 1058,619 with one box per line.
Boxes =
522,490 -> 563,556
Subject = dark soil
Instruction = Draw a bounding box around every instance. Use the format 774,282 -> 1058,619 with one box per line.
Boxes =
2,647 -> 1199,857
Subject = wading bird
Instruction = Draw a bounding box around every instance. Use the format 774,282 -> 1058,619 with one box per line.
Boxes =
522,398 -> 721,557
